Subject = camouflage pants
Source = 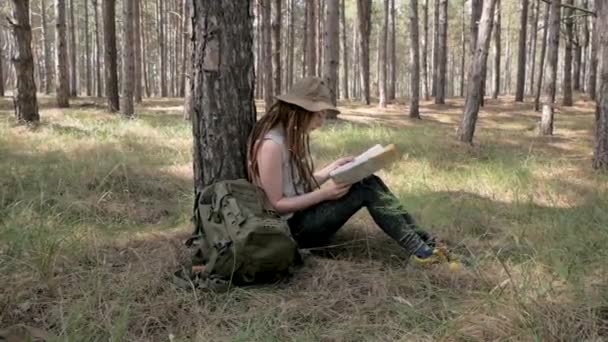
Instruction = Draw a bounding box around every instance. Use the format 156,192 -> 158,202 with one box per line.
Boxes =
287,175 -> 433,255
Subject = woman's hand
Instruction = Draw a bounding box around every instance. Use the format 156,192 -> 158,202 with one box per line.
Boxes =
321,180 -> 352,200
315,156 -> 354,184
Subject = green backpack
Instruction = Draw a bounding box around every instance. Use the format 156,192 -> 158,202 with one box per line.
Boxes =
176,179 -> 301,290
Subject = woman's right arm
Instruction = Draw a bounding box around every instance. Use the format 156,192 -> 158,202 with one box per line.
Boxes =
257,140 -> 350,214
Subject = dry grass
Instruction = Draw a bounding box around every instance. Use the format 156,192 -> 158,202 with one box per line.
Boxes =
1,94 -> 607,341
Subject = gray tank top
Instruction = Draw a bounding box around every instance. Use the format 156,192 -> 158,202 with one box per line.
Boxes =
263,127 -> 306,218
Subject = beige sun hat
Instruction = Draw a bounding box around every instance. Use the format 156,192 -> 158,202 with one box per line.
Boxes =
275,77 -> 340,113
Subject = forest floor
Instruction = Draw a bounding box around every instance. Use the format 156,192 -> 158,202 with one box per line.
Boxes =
1,94 -> 607,341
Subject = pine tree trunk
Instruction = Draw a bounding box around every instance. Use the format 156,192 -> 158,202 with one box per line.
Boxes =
493,0 -> 501,99
262,0 -> 273,110
435,0 -> 448,104
458,0 -> 496,143
469,0 -> 482,84
388,0 -> 396,101
379,0 -> 388,107
432,0 -> 439,97
158,0 -> 167,97
103,0 -> 119,111
272,0 -> 282,97
588,3 -> 598,101
41,0 -> 54,95
306,0 -> 317,77
540,0 -> 561,135
133,0 -> 142,102
180,0 -> 188,98
459,0 -> 465,97
142,0 -> 150,97
341,0 -> 348,99
0,32 -> 4,97
56,0 -> 70,107
534,1 -> 549,111
318,0 -> 324,78
514,0 -> 528,101
288,0 -> 295,90
255,1 -> 263,98
93,0 -> 102,97
356,0 -> 371,105
562,0 -> 573,106
409,0 -> 421,118
183,0 -> 193,120
84,0 -> 92,96
581,0 -> 589,93
592,0 -> 607,170
573,34 -> 582,92
423,0 -> 430,100
528,0 -> 539,95
69,0 -> 77,96
324,0 -> 339,108
121,0 -> 134,117
352,19 -> 359,98
191,0 -> 256,189
9,0 -> 40,122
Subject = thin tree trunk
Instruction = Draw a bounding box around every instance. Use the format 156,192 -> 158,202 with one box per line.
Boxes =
0,30 -> 4,96
470,0 -> 482,83
318,0 -> 324,78
142,0 -> 150,98
183,0 -> 193,120
592,0 -> 607,170
352,18 -> 359,98
263,0 -> 273,110
409,0 -> 421,118
573,28 -> 582,92
357,0 -> 371,105
562,0 -> 573,106
341,0 -> 348,99
158,0 -> 167,97
288,0 -> 295,90
9,0 -> 40,122
180,0 -> 188,98
493,0 -> 501,99
388,0 -> 396,101
272,0 -> 281,97
56,0 -> 70,107
93,0 -> 102,97
423,0 -> 430,100
432,0 -> 439,97
515,0 -> 528,101
69,0 -> 77,96
121,0 -> 134,117
540,0 -> 561,135
588,2 -> 598,101
324,0 -> 339,108
306,0 -> 317,77
302,0 -> 307,78
580,0 -> 589,93
103,0 -> 119,111
256,1 -> 263,98
191,0 -> 256,188
534,1 -> 550,111
435,0 -> 448,104
84,0 -> 92,96
41,0 -> 54,95
379,0 -> 388,107
458,0 -> 496,143
528,0 -> 539,95
134,0 -> 142,102
459,0 -> 465,97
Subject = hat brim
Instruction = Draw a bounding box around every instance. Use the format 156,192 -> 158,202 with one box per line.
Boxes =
276,94 -> 340,114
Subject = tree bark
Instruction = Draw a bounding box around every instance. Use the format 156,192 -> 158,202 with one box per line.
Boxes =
324,0 -> 339,107
272,0 -> 281,97
388,0 -> 396,101
83,0 -> 91,96
528,0 -> 539,95
580,0 -> 589,92
288,0 -> 295,90
183,0 -> 193,120
379,0 -> 388,107
318,0 -> 324,79
158,0 -> 167,97
9,0 -> 40,123
469,0 -> 482,85
306,0 -> 317,77
458,0 -> 497,143
409,0 -> 421,118
435,0 -> 448,104
121,0 -> 134,117
432,0 -> 439,97
515,0 -> 529,101
423,0 -> 430,100
41,0 -> 54,95
262,0 -> 273,110
0,31 -> 4,97
93,0 -> 102,97
493,0 -> 501,99
573,22 -> 582,92
56,0 -> 70,107
592,0 -> 607,170
540,0 -> 561,135
191,0 -> 256,189
341,0 -> 348,99
534,1 -> 549,110
69,0 -> 77,96
459,0 -> 465,97
588,2 -> 598,101
142,0 -> 150,97
103,0 -> 119,111
356,0 -> 371,105
134,0 -> 142,102
562,0 -> 573,106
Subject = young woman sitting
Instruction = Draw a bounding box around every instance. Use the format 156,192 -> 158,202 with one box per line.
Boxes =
247,77 -> 436,260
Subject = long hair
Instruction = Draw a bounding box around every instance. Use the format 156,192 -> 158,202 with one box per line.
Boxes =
247,101 -> 319,194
